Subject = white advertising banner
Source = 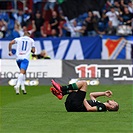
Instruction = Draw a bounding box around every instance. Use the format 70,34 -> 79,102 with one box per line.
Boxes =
0,59 -> 62,78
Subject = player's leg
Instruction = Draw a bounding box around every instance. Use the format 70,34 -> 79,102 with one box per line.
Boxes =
21,73 -> 27,94
51,79 -> 87,98
51,79 -> 78,92
76,81 -> 88,92
21,74 -> 25,90
20,59 -> 29,94
69,90 -> 87,112
14,60 -> 22,94
65,82 -> 87,112
15,59 -> 29,94
51,79 -> 87,92
14,72 -> 24,94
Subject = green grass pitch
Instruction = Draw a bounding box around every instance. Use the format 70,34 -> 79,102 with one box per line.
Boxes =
0,84 -> 132,133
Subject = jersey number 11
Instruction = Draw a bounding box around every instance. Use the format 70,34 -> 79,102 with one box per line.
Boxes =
22,41 -> 28,51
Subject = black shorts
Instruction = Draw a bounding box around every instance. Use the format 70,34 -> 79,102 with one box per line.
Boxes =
65,90 -> 87,112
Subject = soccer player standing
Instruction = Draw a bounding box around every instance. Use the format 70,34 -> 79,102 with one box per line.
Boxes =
8,31 -> 35,94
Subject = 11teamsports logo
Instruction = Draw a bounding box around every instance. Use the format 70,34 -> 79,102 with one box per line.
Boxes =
75,64 -> 133,81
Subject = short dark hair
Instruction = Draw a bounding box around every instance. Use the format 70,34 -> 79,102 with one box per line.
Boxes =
108,104 -> 119,111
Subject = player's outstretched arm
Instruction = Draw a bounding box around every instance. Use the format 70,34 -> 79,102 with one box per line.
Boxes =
89,90 -> 113,100
8,40 -> 15,56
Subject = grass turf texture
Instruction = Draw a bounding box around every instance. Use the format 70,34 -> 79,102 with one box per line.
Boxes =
0,84 -> 132,133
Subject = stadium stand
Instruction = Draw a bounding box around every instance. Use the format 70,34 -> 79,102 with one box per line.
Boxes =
0,0 -> 132,39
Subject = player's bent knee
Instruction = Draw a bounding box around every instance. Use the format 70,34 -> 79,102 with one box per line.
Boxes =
79,80 -> 87,92
20,69 -> 26,74
82,80 -> 88,87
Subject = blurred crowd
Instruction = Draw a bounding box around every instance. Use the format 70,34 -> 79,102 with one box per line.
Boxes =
0,0 -> 133,39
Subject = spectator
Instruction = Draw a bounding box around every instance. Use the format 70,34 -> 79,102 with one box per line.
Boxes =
40,21 -> 52,37
119,0 -> 127,12
0,0 -> 132,38
50,29 -> 58,37
49,10 -> 60,37
119,6 -> 133,26
58,9 -> 66,36
106,0 -> 115,10
104,6 -> 120,27
57,0 -> 65,12
7,21 -> 21,39
12,9 -> 30,27
19,20 -> 36,37
114,0 -> 122,13
43,0 -> 57,19
107,0 -> 115,7
0,12 -> 9,22
99,21 -> 116,35
117,5 -> 133,35
44,0 -> 56,12
127,0 -> 133,13
63,19 -> 83,37
82,11 -> 99,36
98,9 -> 109,32
0,19 -> 7,38
33,0 -> 43,15
33,11 -> 44,37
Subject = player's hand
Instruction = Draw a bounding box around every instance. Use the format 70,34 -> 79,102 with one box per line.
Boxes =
105,90 -> 113,97
9,51 -> 13,56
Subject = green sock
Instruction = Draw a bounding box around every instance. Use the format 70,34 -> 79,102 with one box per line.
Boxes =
71,83 -> 78,90
61,83 -> 78,91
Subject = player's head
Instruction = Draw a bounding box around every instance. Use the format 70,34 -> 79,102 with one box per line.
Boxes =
106,100 -> 119,111
40,50 -> 46,56
24,31 -> 31,37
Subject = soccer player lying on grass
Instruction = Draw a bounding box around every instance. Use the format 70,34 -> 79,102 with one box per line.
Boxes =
50,79 -> 119,112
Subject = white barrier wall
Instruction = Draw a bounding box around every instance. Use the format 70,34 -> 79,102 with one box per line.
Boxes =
0,59 -> 62,78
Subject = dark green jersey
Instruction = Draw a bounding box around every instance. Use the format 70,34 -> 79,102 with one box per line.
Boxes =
87,100 -> 107,112
65,91 -> 107,112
